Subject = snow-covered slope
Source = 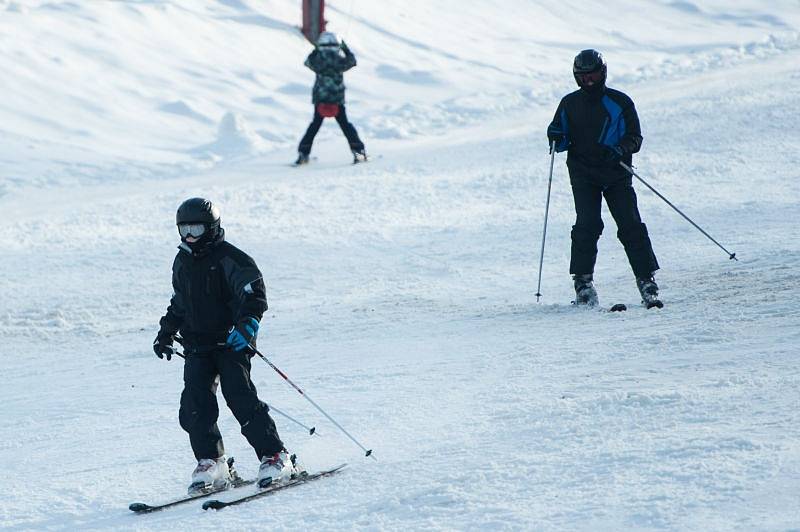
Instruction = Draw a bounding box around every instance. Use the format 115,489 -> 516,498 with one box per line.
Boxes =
1,1 -> 799,530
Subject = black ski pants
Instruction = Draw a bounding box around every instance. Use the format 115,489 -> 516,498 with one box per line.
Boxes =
569,176 -> 659,278
298,104 -> 364,155
179,348 -> 283,461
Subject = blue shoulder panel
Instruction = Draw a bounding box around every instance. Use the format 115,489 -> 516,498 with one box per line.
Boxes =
601,95 -> 625,147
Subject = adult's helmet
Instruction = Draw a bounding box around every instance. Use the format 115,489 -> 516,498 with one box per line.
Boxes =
176,197 -> 221,244
573,49 -> 607,88
317,31 -> 339,49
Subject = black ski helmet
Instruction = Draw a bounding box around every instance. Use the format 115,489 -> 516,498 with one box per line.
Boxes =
573,49 -> 607,87
176,197 -> 220,226
175,197 -> 222,247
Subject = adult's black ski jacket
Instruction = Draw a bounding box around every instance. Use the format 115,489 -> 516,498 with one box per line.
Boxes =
548,86 -> 642,182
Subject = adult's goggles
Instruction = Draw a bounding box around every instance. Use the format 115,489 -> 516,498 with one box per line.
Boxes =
178,223 -> 207,238
577,70 -> 604,85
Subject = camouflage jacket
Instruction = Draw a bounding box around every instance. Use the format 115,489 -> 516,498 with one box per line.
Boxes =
304,48 -> 356,104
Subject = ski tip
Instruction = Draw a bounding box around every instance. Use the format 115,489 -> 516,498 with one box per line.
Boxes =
202,499 -> 226,511
129,502 -> 151,512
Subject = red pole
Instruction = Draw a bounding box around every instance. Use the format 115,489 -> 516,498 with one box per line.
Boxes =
302,0 -> 311,40
302,0 -> 326,43
317,0 -> 326,36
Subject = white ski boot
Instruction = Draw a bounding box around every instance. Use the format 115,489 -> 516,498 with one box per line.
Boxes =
188,456 -> 232,494
257,450 -> 297,488
352,149 -> 368,164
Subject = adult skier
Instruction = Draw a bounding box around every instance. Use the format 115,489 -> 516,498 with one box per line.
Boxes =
152,197 -> 297,493
546,49 -> 661,308
295,31 -> 367,165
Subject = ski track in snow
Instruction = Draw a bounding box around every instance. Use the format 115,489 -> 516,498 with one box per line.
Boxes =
2,1 -> 800,530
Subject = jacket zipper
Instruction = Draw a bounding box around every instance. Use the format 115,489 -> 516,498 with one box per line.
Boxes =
597,116 -> 609,144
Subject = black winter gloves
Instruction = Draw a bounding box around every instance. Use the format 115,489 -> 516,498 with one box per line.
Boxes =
546,125 -> 564,154
153,329 -> 177,361
601,144 -> 625,165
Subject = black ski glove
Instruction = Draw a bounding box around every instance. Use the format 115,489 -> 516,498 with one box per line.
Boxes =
546,125 -> 564,154
153,329 -> 177,361
340,40 -> 351,54
601,144 -> 625,165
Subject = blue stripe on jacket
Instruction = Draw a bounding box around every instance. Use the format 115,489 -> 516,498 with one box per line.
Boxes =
600,95 -> 625,147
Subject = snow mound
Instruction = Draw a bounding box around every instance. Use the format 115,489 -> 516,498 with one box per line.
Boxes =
192,111 -> 270,161
158,100 -> 213,124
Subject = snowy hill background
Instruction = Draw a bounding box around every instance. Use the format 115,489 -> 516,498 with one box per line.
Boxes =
2,1 -> 799,530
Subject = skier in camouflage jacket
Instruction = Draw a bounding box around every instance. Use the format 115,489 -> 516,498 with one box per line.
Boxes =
296,31 -> 366,164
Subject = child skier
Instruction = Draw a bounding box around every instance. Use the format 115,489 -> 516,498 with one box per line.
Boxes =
153,197 -> 297,493
295,31 -> 367,165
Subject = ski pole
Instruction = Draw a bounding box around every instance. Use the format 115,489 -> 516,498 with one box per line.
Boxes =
535,141 -> 557,302
171,349 -> 318,436
619,162 -> 737,261
252,347 -> 375,460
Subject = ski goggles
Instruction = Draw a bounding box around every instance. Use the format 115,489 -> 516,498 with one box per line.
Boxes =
178,223 -> 207,238
577,70 -> 604,84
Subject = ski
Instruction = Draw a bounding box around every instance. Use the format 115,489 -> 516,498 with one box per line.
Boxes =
202,464 -> 347,510
579,301 -> 663,311
571,301 -> 627,312
129,477 -> 255,514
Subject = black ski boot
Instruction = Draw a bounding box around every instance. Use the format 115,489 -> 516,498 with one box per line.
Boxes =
352,149 -> 368,164
573,273 -> 599,306
636,275 -> 663,309
294,152 -> 310,166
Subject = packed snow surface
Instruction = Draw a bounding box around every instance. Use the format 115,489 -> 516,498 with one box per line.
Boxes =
2,1 -> 799,530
